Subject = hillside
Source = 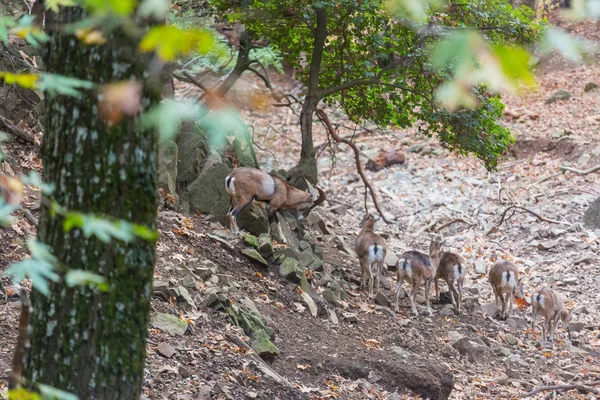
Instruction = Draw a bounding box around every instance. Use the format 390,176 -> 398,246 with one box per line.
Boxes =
1,9 -> 600,400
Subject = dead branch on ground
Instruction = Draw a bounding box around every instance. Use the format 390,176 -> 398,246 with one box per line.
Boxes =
0,115 -> 36,144
316,109 -> 392,224
559,164 -> 600,175
497,205 -> 571,227
521,383 -> 599,398
435,218 -> 474,232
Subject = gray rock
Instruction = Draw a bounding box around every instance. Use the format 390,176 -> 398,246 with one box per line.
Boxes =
584,82 -> 598,92
480,303 -> 500,318
177,122 -> 208,188
298,248 -> 324,271
505,334 -> 518,346
440,343 -> 459,358
380,275 -> 391,290
241,248 -> 268,266
439,306 -> 456,317
558,370 -> 576,381
218,274 -> 236,287
151,313 -> 188,336
279,257 -> 303,281
236,208 -> 269,236
157,342 -> 177,358
244,234 -> 259,248
334,236 -> 358,259
185,159 -> 231,217
506,316 -> 528,329
568,321 -> 586,332
342,312 -> 358,323
385,252 -> 399,268
178,365 -> 192,378
153,281 -> 170,299
545,89 -> 572,104
474,259 -> 487,275
322,289 -> 345,308
506,354 -> 529,368
305,212 -> 330,235
328,309 -> 339,325
498,347 -> 511,357
563,276 -> 578,285
452,337 -> 488,362
330,204 -> 348,215
181,274 -> 196,290
251,330 -> 280,360
258,233 -> 273,255
374,292 -> 392,308
300,292 -> 318,317
171,286 -> 196,309
158,140 -> 179,208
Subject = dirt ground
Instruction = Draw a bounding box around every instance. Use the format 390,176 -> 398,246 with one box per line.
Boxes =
1,8 -> 600,400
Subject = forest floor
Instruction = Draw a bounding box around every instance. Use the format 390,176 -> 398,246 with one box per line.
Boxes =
1,9 -> 600,400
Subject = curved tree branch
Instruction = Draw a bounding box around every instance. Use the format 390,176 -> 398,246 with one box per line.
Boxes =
316,109 -> 392,224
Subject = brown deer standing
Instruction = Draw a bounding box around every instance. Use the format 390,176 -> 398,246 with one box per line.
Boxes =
531,287 -> 573,342
488,260 -> 525,319
430,239 -> 466,313
354,213 -> 387,299
395,250 -> 436,316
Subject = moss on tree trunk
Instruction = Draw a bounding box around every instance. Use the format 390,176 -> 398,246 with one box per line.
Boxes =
25,8 -> 160,399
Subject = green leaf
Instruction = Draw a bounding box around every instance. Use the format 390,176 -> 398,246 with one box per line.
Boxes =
140,100 -> 206,142
493,45 -> 536,90
199,108 -> 249,148
0,198 -> 18,226
139,25 -> 215,61
131,223 -> 158,241
64,213 -> 134,243
81,0 -> 137,15
64,270 -> 109,292
20,170 -> 55,195
8,387 -> 42,400
37,384 -> 79,400
45,0 -> 77,13
11,15 -> 49,47
5,259 -> 59,297
541,27 -> 598,63
0,71 -> 39,89
0,16 -> 16,45
39,73 -> 95,98
27,236 -> 58,265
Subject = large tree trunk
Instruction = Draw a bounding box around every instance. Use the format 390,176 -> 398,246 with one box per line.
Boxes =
25,8 -> 160,399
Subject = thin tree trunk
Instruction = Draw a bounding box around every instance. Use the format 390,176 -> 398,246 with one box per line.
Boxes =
290,7 -> 327,185
25,8 -> 160,399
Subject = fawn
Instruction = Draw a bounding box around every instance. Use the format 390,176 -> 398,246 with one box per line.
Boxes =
395,250 -> 436,316
430,239 -> 466,313
531,287 -> 573,342
355,213 -> 387,298
488,260 -> 525,319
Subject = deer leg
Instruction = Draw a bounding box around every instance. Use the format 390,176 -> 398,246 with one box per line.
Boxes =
409,278 -> 421,316
448,279 -> 461,313
498,290 -> 507,320
507,289 -> 514,317
456,279 -> 463,313
550,311 -> 561,341
434,276 -> 440,304
360,258 -> 367,291
531,307 -> 538,336
374,261 -> 382,296
394,272 -> 403,313
228,196 -> 255,236
367,261 -> 374,299
424,279 -> 433,315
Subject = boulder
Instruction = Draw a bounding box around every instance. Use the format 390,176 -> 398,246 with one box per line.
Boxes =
385,252 -> 399,268
545,89 -> 572,104
322,289 -> 345,308
452,337 -> 488,362
150,313 -> 188,336
480,303 -> 500,319
237,208 -> 269,235
242,248 -> 268,266
169,286 -> 196,309
152,280 -> 170,300
158,140 -> 179,208
177,122 -> 208,188
506,316 -> 528,329
305,211 -> 330,235
251,330 -> 280,360
258,233 -> 273,255
244,234 -> 259,248
181,274 -> 197,290
584,82 -> 598,92
157,342 -> 177,358
583,196 -> 600,230
298,248 -> 324,271
185,158 -> 231,217
279,257 -> 303,281
374,292 -> 392,308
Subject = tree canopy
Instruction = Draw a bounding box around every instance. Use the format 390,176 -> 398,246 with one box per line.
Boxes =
213,0 -> 544,170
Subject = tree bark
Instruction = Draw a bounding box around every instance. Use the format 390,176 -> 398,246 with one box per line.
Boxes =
289,7 -> 327,185
25,8 -> 160,399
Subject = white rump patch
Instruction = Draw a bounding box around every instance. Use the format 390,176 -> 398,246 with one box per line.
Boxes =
262,175 -> 276,196
367,245 -> 384,265
533,294 -> 545,309
500,271 -> 516,291
226,177 -> 235,195
454,264 -> 465,278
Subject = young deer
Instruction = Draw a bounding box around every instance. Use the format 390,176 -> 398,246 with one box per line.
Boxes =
531,287 -> 573,342
430,239 -> 466,313
354,213 -> 387,298
488,260 -> 525,319
395,251 -> 435,316
225,168 -> 325,241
